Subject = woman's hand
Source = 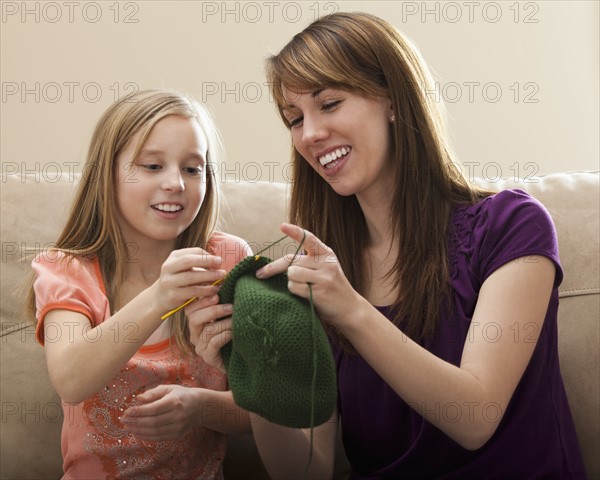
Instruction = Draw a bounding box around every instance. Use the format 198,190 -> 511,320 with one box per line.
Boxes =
121,384 -> 204,441
256,223 -> 365,328
153,248 -> 226,314
186,295 -> 233,374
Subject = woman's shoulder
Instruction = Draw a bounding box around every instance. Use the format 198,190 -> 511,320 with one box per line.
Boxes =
451,187 -> 561,283
453,188 -> 552,234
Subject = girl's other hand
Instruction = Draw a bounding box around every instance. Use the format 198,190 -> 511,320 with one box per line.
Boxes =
121,384 -> 203,441
186,295 -> 233,374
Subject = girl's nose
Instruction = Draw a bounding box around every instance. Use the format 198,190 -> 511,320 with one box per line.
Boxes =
162,169 -> 184,192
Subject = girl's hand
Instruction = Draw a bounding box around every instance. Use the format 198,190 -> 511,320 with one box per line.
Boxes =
121,384 -> 203,441
186,295 -> 233,374
153,248 -> 226,314
256,223 -> 364,328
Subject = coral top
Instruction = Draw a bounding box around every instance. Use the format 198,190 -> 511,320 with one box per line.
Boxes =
334,190 -> 586,479
32,232 -> 251,480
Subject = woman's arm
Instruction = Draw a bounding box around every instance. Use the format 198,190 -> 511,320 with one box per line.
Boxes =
250,411 -> 338,479
188,291 -> 338,479
42,248 -> 224,404
259,224 -> 555,450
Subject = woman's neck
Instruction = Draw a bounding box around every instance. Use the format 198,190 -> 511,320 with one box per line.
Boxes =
356,187 -> 395,249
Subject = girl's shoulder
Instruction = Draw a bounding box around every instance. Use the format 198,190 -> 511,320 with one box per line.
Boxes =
207,231 -> 253,272
32,250 -> 100,279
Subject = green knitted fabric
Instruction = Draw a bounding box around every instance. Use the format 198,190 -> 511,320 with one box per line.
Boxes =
219,255 -> 337,428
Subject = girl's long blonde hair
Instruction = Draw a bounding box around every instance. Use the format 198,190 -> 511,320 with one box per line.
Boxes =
27,88 -> 223,352
267,12 -> 493,344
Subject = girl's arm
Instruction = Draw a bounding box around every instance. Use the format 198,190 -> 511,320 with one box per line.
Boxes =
258,224 -> 555,451
42,248 -> 224,404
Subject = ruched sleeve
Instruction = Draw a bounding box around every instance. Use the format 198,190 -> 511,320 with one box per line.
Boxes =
31,251 -> 110,345
471,189 -> 563,288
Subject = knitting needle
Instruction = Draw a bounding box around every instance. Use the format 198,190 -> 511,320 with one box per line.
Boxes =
160,235 -> 289,320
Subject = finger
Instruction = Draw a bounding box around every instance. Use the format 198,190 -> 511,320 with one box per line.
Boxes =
255,255 -> 296,279
184,294 -> 221,315
287,265 -> 320,284
280,223 -> 331,257
287,279 -> 316,299
174,268 -> 226,287
135,384 -> 170,404
196,330 -> 232,372
123,398 -> 171,419
168,253 -> 224,273
198,318 -> 233,348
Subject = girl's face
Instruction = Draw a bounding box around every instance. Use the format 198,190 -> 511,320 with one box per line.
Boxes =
114,115 -> 208,248
281,87 -> 394,199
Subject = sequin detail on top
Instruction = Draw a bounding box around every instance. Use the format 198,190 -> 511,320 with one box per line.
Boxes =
76,345 -> 227,479
32,232 -> 252,479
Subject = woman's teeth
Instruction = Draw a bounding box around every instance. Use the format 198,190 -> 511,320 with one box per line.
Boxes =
319,147 -> 350,167
153,204 -> 182,212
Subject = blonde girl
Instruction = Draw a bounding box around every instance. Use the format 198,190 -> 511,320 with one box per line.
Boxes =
27,89 -> 251,479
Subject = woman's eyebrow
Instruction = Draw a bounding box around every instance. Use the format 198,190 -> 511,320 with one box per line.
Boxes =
284,88 -> 326,109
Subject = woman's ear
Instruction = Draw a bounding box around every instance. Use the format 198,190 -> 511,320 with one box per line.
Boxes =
387,98 -> 395,123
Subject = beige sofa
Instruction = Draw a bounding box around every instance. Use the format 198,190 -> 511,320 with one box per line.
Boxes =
1,171 -> 598,479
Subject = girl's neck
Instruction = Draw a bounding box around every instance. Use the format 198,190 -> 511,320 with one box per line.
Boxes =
122,238 -> 175,284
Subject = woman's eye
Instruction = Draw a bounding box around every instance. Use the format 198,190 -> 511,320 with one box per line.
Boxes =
322,100 -> 341,111
289,116 -> 303,128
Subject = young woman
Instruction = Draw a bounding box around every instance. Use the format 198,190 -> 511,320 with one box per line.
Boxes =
27,89 -> 251,479
190,12 -> 586,479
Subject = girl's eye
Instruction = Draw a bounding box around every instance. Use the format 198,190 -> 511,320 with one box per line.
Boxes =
141,164 -> 161,171
184,166 -> 204,176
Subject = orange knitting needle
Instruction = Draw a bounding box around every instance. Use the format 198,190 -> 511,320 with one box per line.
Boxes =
160,277 -> 225,321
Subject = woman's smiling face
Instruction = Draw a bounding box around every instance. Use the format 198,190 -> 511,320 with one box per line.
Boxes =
282,87 -> 394,198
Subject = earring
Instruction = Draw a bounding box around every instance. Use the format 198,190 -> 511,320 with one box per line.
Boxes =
390,114 -> 396,123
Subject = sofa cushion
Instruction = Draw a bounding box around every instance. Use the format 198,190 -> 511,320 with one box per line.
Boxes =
1,172 -> 597,479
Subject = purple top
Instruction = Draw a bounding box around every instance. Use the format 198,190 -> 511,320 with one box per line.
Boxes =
334,190 -> 586,479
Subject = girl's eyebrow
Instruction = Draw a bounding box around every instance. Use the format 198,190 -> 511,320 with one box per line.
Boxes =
138,148 -> 163,156
138,149 -> 206,163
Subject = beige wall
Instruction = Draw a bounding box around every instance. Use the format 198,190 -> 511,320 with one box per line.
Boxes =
1,0 -> 598,184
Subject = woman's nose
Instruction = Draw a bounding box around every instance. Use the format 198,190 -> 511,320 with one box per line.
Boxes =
301,114 -> 329,146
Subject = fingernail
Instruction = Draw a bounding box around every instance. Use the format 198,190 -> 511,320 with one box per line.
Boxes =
223,304 -> 233,314
255,268 -> 264,279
